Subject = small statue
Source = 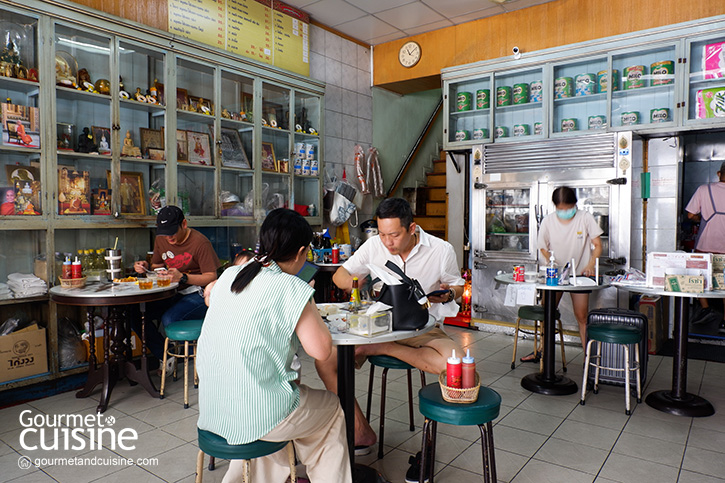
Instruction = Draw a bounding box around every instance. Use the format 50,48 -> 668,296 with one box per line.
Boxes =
221,108 -> 231,119
77,127 -> 98,154
78,68 -> 94,91
134,87 -> 146,103
121,130 -> 141,157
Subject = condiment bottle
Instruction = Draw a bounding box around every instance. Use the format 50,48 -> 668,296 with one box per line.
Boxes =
331,244 -> 339,264
349,277 -> 361,312
462,349 -> 476,389
446,349 -> 462,388
546,251 -> 558,286
62,256 -> 72,279
71,256 -> 82,279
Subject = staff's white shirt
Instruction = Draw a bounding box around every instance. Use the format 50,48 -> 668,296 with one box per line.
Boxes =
342,227 -> 464,321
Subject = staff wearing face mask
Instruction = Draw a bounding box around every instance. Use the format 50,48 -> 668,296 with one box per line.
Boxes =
536,186 -> 603,352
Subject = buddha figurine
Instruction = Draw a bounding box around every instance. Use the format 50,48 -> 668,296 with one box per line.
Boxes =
77,127 -> 98,153
121,130 -> 141,157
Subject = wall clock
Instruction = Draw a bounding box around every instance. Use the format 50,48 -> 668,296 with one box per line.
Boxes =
398,41 -> 421,68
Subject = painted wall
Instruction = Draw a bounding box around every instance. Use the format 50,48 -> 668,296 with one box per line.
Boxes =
373,0 -> 725,93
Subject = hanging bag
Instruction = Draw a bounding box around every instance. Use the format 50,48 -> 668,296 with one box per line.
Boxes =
374,261 -> 429,331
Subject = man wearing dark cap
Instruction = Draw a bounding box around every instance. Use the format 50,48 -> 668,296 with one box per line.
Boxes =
132,205 -> 220,361
686,162 -> 725,332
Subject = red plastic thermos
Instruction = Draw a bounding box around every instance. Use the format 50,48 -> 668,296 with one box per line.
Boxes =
446,349 -> 462,388
462,349 -> 476,389
332,244 -> 339,264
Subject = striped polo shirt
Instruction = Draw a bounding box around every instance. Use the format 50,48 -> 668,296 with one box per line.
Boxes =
197,261 -> 315,444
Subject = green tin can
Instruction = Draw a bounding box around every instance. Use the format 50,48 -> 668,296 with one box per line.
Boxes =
454,130 -> 471,141
473,128 -> 489,140
624,65 -> 647,90
494,126 -> 509,138
513,124 -> 530,136
476,89 -> 490,109
651,60 -> 675,86
561,118 -> 578,132
513,83 -> 529,104
621,111 -> 640,125
588,115 -> 607,130
534,122 -> 543,135
496,86 -> 512,106
575,73 -> 597,96
456,92 -> 473,111
554,77 -> 573,99
650,108 -> 670,123
597,70 -> 620,92
530,80 -> 543,102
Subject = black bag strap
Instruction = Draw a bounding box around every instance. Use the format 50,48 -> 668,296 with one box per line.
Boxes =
384,261 -> 413,285
384,261 -> 426,303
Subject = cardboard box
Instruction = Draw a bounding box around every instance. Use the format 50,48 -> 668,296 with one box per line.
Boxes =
647,252 -> 712,290
665,274 -> 705,293
638,295 -> 668,354
0,325 -> 48,383
84,330 -> 144,363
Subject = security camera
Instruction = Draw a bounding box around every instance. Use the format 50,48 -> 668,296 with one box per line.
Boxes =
512,46 -> 519,55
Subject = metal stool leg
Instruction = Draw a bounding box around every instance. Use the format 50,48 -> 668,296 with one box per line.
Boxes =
624,345 -> 631,415
580,339 -> 595,405
593,341 -> 602,393
195,449 -> 204,483
420,419 -> 432,483
365,364 -> 375,421
378,367 -> 389,459
635,343 -> 642,403
557,319 -> 567,372
511,317 -> 522,369
184,341 -> 190,409
160,337 -> 170,399
407,369 -> 415,431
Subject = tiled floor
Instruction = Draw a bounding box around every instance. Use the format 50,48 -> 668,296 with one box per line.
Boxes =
1,325 -> 724,482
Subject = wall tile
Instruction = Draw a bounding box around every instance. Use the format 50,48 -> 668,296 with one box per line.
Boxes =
357,93 -> 372,120
342,88 -> 357,114
359,118 -> 373,144
310,25 -> 326,55
325,110 -> 342,138
325,59 -> 342,87
357,45 -> 371,72
357,68 -> 371,94
341,39 -> 358,67
342,114 -> 358,141
309,53 -> 325,82
342,139 -> 357,164
341,63 -> 357,91
324,30 -> 342,61
325,136 -> 342,164
326,85 -> 342,113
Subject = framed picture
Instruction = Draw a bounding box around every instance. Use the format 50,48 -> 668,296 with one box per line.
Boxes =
261,141 -> 276,171
188,95 -> 201,113
212,126 -> 250,168
92,188 -> 111,215
199,98 -> 213,115
154,80 -> 165,106
5,164 -> 41,214
176,129 -> 188,162
107,171 -> 146,215
176,88 -> 189,110
58,167 -> 91,215
57,122 -> 75,151
139,127 -> 164,159
241,92 -> 254,121
148,148 -> 165,161
92,126 -> 112,155
1,186 -> 16,215
187,131 -> 212,166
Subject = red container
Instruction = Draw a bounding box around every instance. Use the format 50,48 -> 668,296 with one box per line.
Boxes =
446,350 -> 462,388
513,265 -> 525,282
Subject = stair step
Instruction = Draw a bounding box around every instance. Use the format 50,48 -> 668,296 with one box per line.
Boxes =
414,216 -> 446,232
425,173 -> 446,187
426,202 -> 446,216
432,160 -> 446,174
420,187 -> 445,201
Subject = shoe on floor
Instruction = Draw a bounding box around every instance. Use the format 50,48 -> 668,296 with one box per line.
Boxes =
691,308 -> 716,325
405,451 -> 430,483
354,445 -> 372,456
520,351 -> 541,363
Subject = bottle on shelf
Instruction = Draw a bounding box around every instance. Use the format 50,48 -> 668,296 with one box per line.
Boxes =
446,349 -> 462,388
462,349 -> 476,389
349,276 -> 362,312
62,256 -> 72,279
546,251 -> 558,286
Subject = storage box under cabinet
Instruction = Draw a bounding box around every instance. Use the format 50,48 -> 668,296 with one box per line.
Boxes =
0,325 -> 48,383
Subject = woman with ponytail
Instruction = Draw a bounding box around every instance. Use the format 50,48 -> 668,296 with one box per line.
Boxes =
197,209 -> 351,483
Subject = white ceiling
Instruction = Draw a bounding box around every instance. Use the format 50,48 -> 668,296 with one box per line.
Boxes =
282,0 -> 556,45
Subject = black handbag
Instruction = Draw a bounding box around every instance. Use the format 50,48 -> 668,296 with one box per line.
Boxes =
374,261 -> 429,331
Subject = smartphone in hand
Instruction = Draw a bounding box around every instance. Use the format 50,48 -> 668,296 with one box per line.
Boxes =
426,289 -> 449,298
296,261 -> 319,283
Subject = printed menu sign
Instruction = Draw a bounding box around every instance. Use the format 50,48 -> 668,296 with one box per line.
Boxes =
168,0 -> 309,76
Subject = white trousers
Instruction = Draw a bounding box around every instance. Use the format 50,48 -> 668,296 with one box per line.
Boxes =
221,384 -> 351,483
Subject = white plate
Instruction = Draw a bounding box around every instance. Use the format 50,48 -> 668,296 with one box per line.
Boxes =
570,277 -> 597,287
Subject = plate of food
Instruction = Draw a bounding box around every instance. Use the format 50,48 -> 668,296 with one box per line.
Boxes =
316,303 -> 348,318
113,276 -> 138,283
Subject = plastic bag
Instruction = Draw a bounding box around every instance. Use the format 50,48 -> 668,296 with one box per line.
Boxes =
366,147 -> 384,198
58,317 -> 85,369
0,317 -> 20,336
354,144 -> 369,194
148,178 -> 166,214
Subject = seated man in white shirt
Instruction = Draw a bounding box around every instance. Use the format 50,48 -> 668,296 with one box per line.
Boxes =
315,198 -> 464,453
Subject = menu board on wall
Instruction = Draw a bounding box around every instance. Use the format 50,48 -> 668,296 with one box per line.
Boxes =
168,0 -> 309,76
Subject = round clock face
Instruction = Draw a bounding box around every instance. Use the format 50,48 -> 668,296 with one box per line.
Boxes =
399,41 -> 421,68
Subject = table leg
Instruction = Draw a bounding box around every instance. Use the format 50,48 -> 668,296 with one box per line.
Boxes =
124,302 -> 159,398
77,306 -> 102,399
521,289 -> 578,395
645,297 -> 715,417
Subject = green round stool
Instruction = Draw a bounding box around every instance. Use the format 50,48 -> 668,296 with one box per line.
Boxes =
365,355 -> 426,459
580,323 -> 643,415
511,305 -> 567,371
417,383 -> 501,483
196,428 -> 296,482
160,319 -> 203,409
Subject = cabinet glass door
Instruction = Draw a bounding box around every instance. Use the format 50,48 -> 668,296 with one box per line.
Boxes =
493,68 -> 543,141
685,35 -> 725,124
447,76 -> 491,146
261,83 -> 291,215
54,23 -> 112,217
293,90 -> 321,218
485,187 -> 532,254
176,57 -> 215,216
552,56 -> 608,134
0,8 -> 40,217
611,45 -> 677,128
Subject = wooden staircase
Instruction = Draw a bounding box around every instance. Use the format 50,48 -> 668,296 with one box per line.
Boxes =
405,150 -> 448,240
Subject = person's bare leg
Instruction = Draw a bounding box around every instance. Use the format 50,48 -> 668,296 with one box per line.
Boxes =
314,348 -> 377,447
570,292 -> 590,350
354,337 -> 461,375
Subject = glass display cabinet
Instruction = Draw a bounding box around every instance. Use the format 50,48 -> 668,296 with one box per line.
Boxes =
685,33 -> 725,126
552,56 -> 608,134
446,75 -> 492,145
493,67 -> 544,141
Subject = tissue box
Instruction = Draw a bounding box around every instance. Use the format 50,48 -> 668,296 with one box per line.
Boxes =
665,274 -> 705,293
348,310 -> 392,337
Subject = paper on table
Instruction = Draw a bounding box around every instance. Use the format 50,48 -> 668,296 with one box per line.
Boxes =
365,301 -> 392,315
516,283 -> 537,305
367,263 -> 401,285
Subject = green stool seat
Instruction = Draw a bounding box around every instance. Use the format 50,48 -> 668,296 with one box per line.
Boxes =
517,305 -> 560,321
512,305 -> 566,371
165,319 -> 203,341
587,324 -> 642,345
369,354 -> 415,370
417,383 -> 501,482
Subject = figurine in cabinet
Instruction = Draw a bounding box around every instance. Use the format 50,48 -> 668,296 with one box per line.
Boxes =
221,108 -> 231,119
77,127 -> 98,153
134,87 -> 147,103
78,68 -> 94,91
121,130 -> 142,157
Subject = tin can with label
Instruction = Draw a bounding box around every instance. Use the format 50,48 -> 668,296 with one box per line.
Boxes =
651,60 -> 674,86
310,159 -> 319,176
624,65 -> 647,90
472,128 -> 488,140
457,91 -> 473,111
561,118 -> 578,132
513,83 -> 529,104
293,157 -> 302,175
305,143 -> 315,159
534,122 -> 543,135
494,126 -> 509,138
513,265 -> 525,282
554,77 -> 573,99
476,89 -> 490,109
575,73 -> 597,96
588,115 -> 607,130
597,70 -> 620,92
621,111 -> 640,126
294,142 -> 305,156
513,124 -> 530,137
454,130 -> 471,142
301,158 -> 311,175
529,80 -> 543,102
496,86 -> 512,106
650,108 -> 670,123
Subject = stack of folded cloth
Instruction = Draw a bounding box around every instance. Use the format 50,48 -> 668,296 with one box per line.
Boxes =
0,283 -> 12,301
6,273 -> 47,298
